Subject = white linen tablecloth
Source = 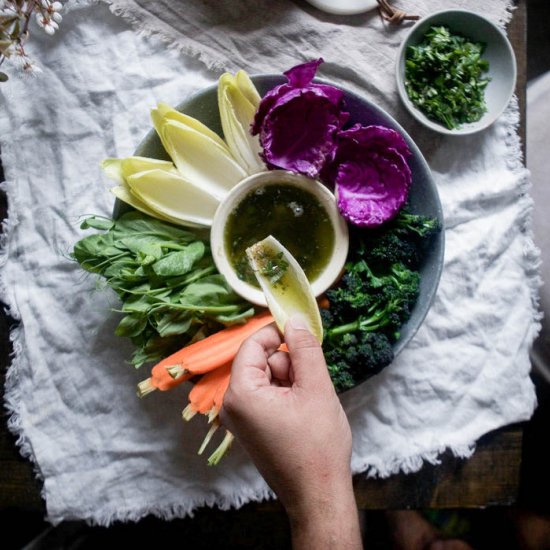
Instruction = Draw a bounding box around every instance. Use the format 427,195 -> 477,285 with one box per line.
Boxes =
0,0 -> 540,525
528,71 -> 550,381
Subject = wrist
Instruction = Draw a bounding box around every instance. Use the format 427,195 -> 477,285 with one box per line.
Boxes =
285,472 -> 362,549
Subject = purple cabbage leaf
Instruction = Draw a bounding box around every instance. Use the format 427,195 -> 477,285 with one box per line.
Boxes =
251,58 -> 349,178
331,125 -> 412,227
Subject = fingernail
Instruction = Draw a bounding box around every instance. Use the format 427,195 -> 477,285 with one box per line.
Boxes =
287,315 -> 308,330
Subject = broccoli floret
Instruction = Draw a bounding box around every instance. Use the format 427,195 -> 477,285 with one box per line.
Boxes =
326,265 -> 379,318
326,361 -> 357,392
327,262 -> 420,338
361,232 -> 419,268
380,263 -> 421,329
394,211 -> 441,239
320,307 -> 335,330
324,331 -> 394,392
348,210 -> 440,270
321,210 -> 438,391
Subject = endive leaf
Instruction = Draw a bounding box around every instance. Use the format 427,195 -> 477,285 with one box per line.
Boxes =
218,73 -> 264,175
159,119 -> 247,200
109,185 -> 203,228
126,169 -> 219,227
153,103 -> 227,150
246,235 -> 323,343
102,157 -> 176,184
235,70 -> 262,107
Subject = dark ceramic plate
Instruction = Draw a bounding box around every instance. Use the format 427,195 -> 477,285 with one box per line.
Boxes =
116,75 -> 445,360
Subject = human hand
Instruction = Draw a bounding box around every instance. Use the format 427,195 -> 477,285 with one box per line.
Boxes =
220,317 -> 361,548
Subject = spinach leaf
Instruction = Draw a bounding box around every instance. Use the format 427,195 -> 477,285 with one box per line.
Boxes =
80,216 -> 116,231
153,310 -> 193,337
71,211 -> 252,368
115,313 -> 148,337
151,242 -> 205,277
118,237 -> 163,264
111,211 -> 205,243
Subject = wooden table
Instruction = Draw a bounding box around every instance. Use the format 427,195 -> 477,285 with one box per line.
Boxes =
0,0 -> 530,514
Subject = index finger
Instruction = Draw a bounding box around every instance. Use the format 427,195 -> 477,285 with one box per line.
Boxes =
230,323 -> 282,390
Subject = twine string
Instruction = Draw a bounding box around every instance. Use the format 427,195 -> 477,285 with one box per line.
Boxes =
376,0 -> 420,24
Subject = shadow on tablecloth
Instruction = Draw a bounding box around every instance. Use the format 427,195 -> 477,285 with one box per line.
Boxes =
528,71 -> 550,382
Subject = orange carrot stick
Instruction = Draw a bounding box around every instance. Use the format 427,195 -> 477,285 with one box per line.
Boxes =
317,296 -> 329,310
212,367 -> 232,412
149,310 -> 273,391
188,362 -> 232,414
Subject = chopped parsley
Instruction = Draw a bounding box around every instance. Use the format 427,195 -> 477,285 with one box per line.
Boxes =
257,251 -> 289,286
404,25 -> 490,130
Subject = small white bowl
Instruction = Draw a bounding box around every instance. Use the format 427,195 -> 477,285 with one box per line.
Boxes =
304,0 -> 377,15
210,170 -> 349,306
396,9 -> 517,135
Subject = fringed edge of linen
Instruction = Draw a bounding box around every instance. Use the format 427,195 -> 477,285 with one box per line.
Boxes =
101,0 -> 230,72
0,171 -> 48,505
48,484 -> 277,527
353,94 -> 542,480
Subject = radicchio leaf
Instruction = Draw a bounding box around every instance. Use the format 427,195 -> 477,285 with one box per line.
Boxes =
332,125 -> 412,227
252,59 -> 349,178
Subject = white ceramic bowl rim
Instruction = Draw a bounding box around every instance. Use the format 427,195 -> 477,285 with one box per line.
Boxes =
210,170 -> 350,307
395,9 -> 517,136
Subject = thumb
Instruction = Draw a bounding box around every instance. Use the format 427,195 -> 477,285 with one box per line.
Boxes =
284,316 -> 331,390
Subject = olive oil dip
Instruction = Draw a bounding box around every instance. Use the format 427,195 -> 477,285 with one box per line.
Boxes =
224,183 -> 335,287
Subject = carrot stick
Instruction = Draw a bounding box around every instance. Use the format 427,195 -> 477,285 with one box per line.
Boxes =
188,362 -> 232,415
147,310 -> 273,391
212,368 -> 231,412
317,296 -> 329,310
140,298 -> 326,395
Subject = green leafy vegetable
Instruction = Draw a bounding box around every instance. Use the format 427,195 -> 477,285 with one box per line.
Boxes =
72,211 -> 254,367
322,209 -> 440,392
405,25 -> 490,130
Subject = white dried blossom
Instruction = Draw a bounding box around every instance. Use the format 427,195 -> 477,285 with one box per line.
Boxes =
22,58 -> 43,75
3,40 -> 41,75
36,0 -> 63,35
0,0 -> 64,81
36,12 -> 59,35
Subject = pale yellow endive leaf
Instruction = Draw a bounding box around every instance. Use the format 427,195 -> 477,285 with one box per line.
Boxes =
153,102 -> 228,150
218,73 -> 264,175
159,119 -> 247,200
109,185 -> 197,226
102,157 -> 176,184
246,235 -> 323,343
126,169 -> 219,227
235,70 -> 262,107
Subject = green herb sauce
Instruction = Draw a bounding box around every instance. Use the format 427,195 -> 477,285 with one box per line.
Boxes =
224,184 -> 335,287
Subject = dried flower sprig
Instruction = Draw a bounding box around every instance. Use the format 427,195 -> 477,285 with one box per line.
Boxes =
0,0 -> 64,82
